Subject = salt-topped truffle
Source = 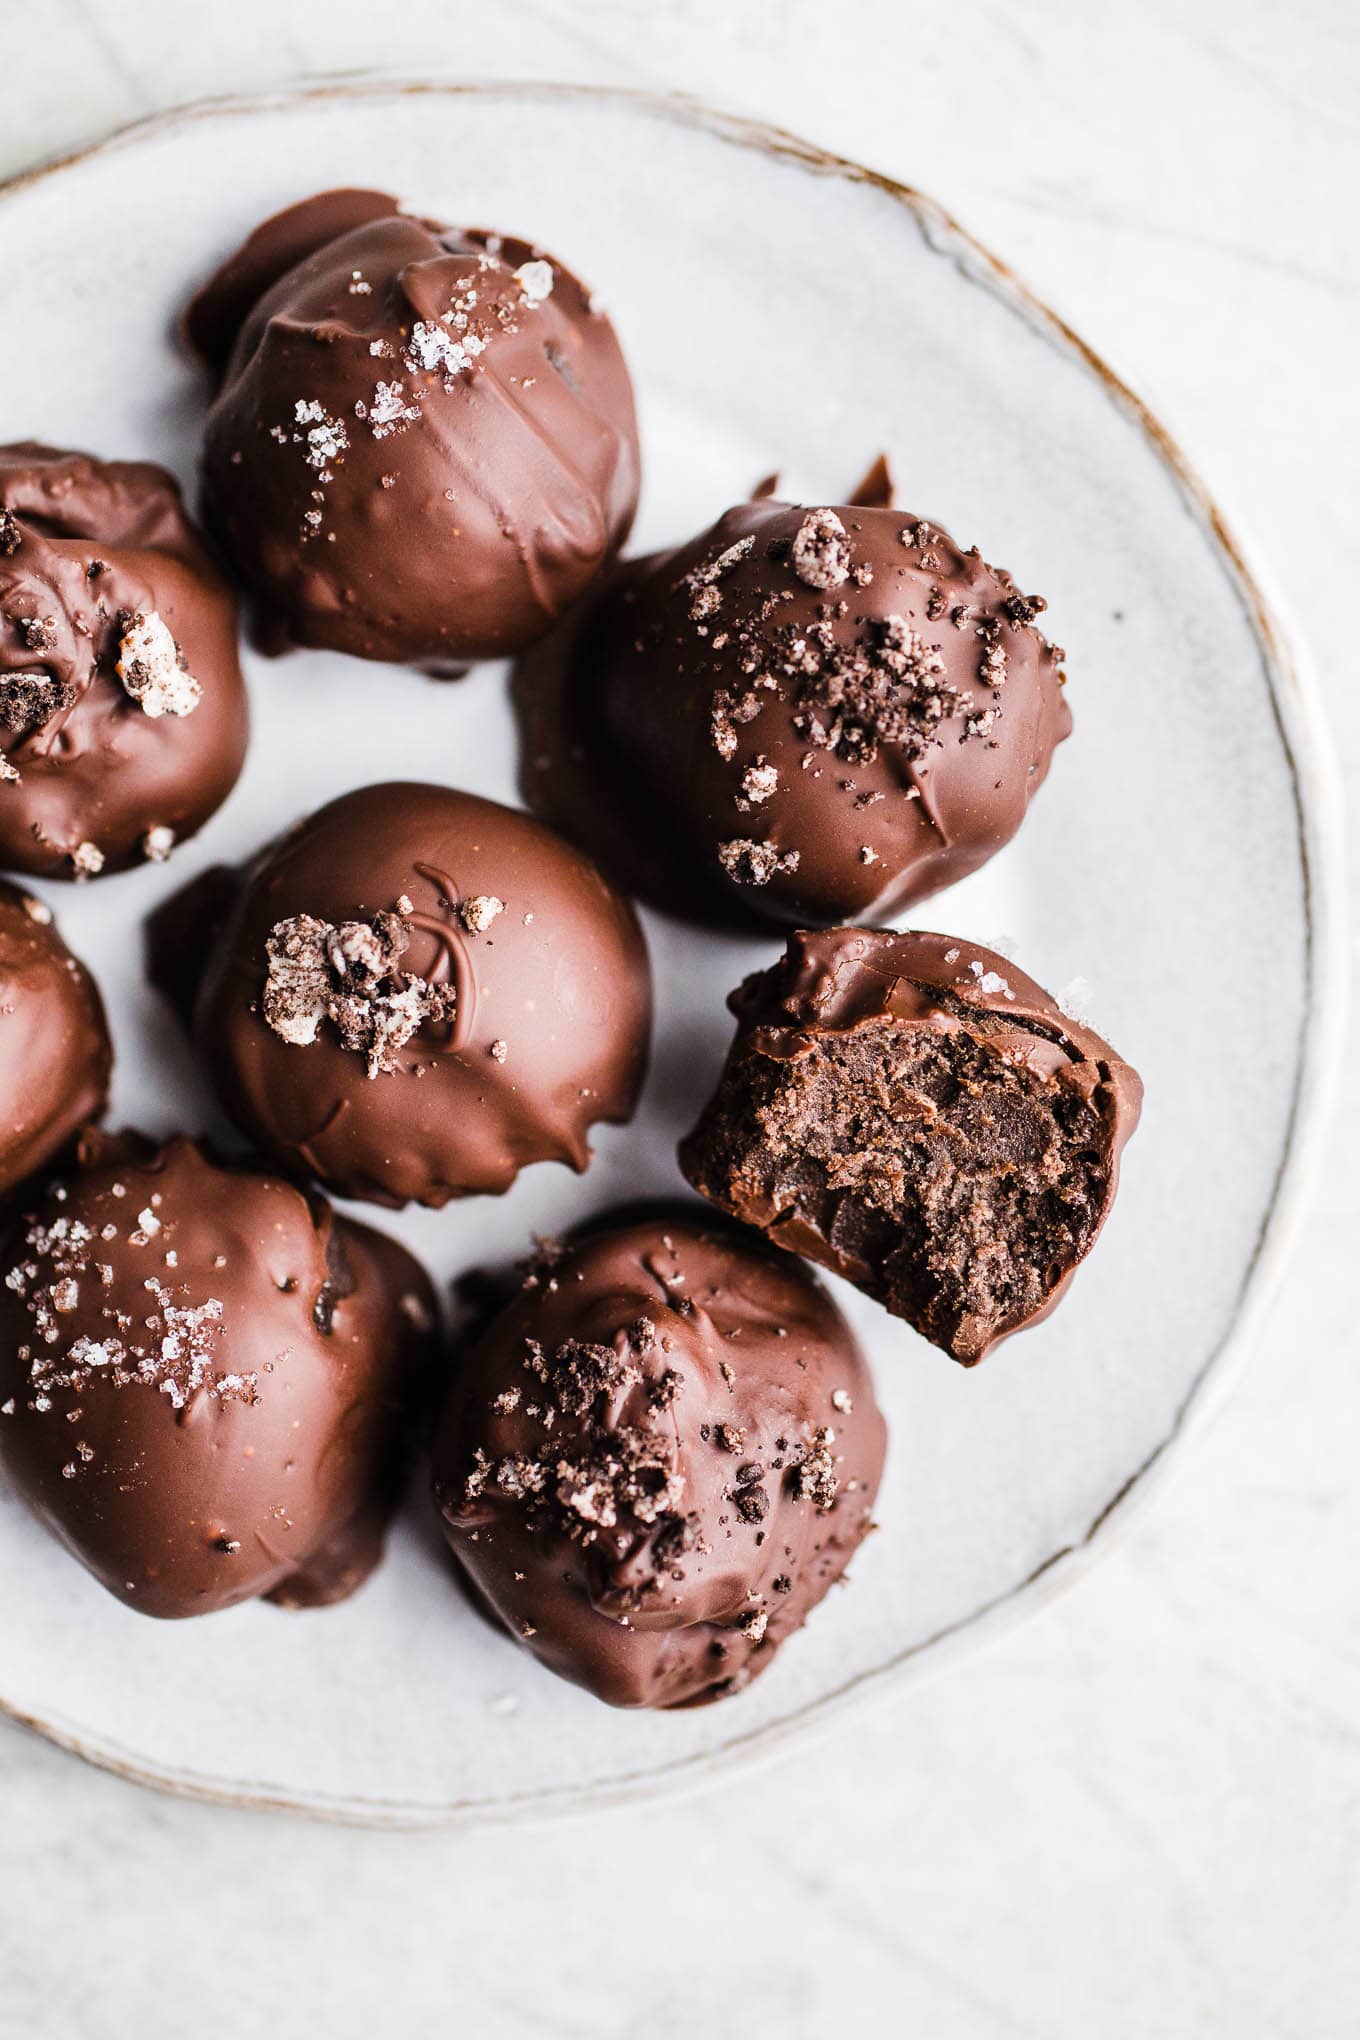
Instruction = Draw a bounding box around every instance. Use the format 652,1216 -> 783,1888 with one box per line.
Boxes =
0,880 -> 111,1197
432,1213 -> 886,1708
190,782 -> 652,1208
0,444 -> 249,879
514,474 -> 1071,927
0,1133 -> 435,1617
680,929 -> 1142,1362
187,188 -> 640,668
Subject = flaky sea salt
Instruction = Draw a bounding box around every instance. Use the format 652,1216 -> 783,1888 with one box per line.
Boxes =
407,320 -> 480,377
368,380 -> 420,438
294,399 -> 349,472
968,958 -> 1015,999
1057,976 -> 1096,1024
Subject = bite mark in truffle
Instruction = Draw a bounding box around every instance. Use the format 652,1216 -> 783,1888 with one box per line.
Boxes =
680,928 -> 1142,1363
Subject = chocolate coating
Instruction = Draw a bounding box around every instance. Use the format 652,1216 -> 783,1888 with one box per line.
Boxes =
0,881 -> 111,1198
433,1214 -> 885,1708
192,782 -> 652,1208
0,1134 -> 434,1617
681,929 -> 1142,1362
189,189 -> 640,668
0,444 -> 249,879
515,488 -> 1070,927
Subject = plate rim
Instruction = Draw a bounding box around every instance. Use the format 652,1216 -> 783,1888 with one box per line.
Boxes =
0,74 -> 1347,1830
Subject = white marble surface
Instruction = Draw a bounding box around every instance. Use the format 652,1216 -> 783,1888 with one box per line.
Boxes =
0,4 -> 1355,2035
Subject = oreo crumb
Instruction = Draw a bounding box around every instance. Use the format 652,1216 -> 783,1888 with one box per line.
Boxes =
263,911 -> 457,1078
790,509 -> 851,591
116,610 -> 203,719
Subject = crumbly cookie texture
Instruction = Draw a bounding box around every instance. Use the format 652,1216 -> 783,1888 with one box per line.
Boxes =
116,610 -> 203,719
263,909 -> 456,1078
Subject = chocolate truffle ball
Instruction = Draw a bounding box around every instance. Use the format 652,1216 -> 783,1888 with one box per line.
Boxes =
0,444 -> 249,879
680,929 -> 1142,1363
515,483 -> 1070,927
0,1134 -> 435,1617
187,188 -> 640,668
0,881 -> 111,1198
192,782 -> 652,1208
433,1215 -> 885,1708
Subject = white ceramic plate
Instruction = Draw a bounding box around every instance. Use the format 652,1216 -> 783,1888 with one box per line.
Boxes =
0,82 -> 1342,1827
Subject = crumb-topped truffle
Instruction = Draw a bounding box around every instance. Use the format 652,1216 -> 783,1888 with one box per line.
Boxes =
0,881 -> 111,1198
0,444 -> 249,879
680,929 -> 1142,1362
0,1133 -> 435,1617
187,188 -> 640,669
190,782 -> 652,1208
515,476 -> 1071,926
432,1214 -> 886,1708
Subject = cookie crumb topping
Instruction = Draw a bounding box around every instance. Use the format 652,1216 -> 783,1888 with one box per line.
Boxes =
459,1319 -> 697,1586
790,508 -> 851,591
116,610 -> 203,719
789,1428 -> 838,1512
263,910 -> 456,1078
0,671 -> 77,735
717,838 -> 801,888
458,893 -> 505,934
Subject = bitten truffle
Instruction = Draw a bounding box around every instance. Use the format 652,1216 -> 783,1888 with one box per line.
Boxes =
432,1214 -> 886,1709
680,929 -> 1142,1363
0,1134 -> 435,1617
0,444 -> 249,879
187,188 -> 640,668
191,782 -> 652,1208
0,881 -> 111,1199
515,477 -> 1070,926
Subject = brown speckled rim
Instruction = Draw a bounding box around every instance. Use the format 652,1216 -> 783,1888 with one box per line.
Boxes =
0,77 -> 1347,1830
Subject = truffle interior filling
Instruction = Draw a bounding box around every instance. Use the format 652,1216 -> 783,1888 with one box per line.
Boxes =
698,1017 -> 1109,1361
